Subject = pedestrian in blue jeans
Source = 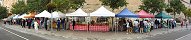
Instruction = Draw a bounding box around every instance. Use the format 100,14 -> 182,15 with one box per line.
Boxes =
57,19 -> 61,31
61,19 -> 65,30
133,20 -> 139,33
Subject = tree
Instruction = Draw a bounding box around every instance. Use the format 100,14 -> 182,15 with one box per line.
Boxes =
0,6 -> 8,19
183,9 -> 191,17
53,0 -> 85,13
11,1 -> 28,14
27,0 -> 51,12
169,0 -> 186,18
100,0 -> 128,11
139,0 -> 166,14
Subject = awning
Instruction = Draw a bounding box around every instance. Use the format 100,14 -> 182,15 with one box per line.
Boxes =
115,8 -> 139,18
18,14 -> 27,18
24,13 -> 37,18
66,8 -> 88,16
13,15 -> 19,19
137,10 -> 154,18
90,6 -> 115,17
51,11 -> 65,18
35,10 -> 51,18
155,11 -> 172,18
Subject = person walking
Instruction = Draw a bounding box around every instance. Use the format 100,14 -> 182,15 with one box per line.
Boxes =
154,19 -> 159,29
34,19 -> 39,32
133,20 -> 139,33
129,20 -> 133,34
22,19 -> 26,28
44,19 -> 48,30
185,20 -> 189,28
61,18 -> 65,30
140,20 -> 144,34
181,20 -> 184,28
147,20 -> 151,32
31,19 -> 35,29
126,20 -> 130,34
72,20 -> 76,31
143,20 -> 148,33
57,19 -> 61,31
47,19 -> 50,31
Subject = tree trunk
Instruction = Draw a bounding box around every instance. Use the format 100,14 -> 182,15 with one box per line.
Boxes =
174,12 -> 176,18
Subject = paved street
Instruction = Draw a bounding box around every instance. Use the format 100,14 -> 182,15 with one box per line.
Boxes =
0,24 -> 46,40
0,20 -> 191,40
144,29 -> 191,40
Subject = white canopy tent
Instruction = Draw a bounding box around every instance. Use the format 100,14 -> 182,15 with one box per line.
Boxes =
13,15 -> 19,19
18,14 -> 27,18
2,18 -> 8,21
35,10 -> 51,18
5,14 -> 16,21
66,8 -> 88,16
90,6 -> 115,17
51,11 -> 65,18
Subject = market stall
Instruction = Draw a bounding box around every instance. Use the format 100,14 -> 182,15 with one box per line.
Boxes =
18,14 -> 27,19
137,10 -> 154,18
115,8 -> 139,31
155,11 -> 172,18
24,13 -> 37,18
13,15 -> 19,19
89,6 -> 115,31
66,8 -> 89,31
35,10 -> 51,18
51,11 -> 65,18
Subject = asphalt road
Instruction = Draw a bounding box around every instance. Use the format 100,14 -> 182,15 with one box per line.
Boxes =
144,29 -> 191,40
0,24 -> 46,40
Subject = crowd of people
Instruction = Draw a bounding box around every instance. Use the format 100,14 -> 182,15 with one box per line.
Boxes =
3,18 -> 190,34
117,19 -> 189,34
4,18 -> 68,31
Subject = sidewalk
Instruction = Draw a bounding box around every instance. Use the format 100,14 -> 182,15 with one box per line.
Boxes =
4,24 -> 191,40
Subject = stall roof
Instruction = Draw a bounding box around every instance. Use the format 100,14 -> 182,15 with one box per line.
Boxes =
90,6 -> 115,17
51,11 -> 65,18
35,10 -> 51,18
137,10 -> 154,18
155,11 -> 172,18
66,8 -> 88,16
115,8 -> 139,18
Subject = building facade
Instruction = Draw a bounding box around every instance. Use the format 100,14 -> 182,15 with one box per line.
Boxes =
1,0 -> 190,15
1,0 -> 26,13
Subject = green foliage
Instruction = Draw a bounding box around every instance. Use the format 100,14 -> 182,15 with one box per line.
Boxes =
0,6 -> 8,19
11,1 -> 28,14
169,0 -> 187,18
27,0 -> 51,12
139,0 -> 166,14
100,0 -> 128,11
170,0 -> 186,14
183,9 -> 191,17
11,0 -> 85,14
165,8 -> 173,13
53,0 -> 85,13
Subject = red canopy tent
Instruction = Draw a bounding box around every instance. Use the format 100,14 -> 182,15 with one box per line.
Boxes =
137,10 -> 154,18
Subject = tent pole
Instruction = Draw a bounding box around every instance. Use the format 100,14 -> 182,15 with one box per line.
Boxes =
111,17 -> 114,31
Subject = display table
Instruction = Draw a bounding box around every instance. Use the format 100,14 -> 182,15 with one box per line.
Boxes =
69,24 -> 109,31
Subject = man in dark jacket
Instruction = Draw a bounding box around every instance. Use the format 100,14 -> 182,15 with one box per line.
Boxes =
22,19 -> 26,28
154,19 -> 159,29
72,20 -> 76,30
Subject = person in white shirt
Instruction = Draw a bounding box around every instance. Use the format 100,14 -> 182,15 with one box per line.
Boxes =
147,20 -> 151,32
186,20 -> 189,28
143,20 -> 148,33
34,19 -> 39,32
133,20 -> 139,33
126,20 -> 129,34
